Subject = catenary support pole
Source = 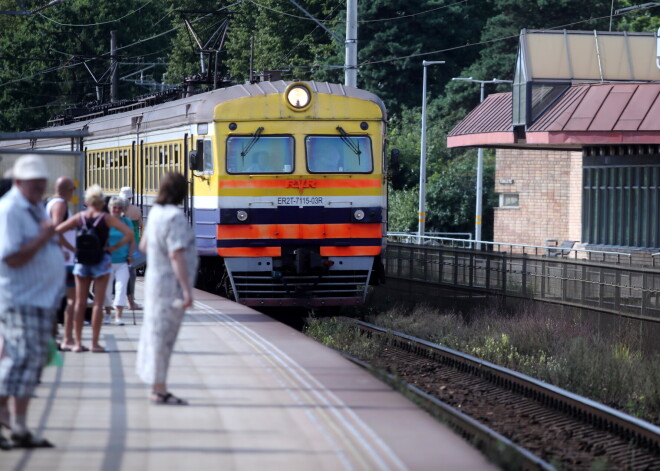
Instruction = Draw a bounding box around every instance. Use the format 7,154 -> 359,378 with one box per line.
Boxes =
345,0 -> 358,87
418,61 -> 445,243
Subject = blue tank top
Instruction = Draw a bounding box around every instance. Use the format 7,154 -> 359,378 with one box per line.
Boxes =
108,216 -> 131,263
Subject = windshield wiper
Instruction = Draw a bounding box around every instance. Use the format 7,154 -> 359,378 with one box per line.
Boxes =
240,126 -> 264,159
336,126 -> 361,165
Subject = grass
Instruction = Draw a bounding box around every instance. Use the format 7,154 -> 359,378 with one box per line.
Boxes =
305,301 -> 660,425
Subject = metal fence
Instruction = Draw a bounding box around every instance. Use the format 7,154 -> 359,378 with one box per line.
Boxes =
385,241 -> 660,323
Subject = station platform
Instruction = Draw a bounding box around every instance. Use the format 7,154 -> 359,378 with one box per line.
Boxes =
2,284 -> 497,471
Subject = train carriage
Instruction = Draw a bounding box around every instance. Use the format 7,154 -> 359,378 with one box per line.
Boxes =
0,81 -> 388,307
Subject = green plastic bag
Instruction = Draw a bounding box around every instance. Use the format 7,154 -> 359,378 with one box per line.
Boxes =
46,338 -> 63,367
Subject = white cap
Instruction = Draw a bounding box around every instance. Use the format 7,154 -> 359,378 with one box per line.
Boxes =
119,186 -> 133,199
12,154 -> 49,181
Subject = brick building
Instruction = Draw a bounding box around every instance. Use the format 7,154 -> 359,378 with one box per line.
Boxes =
448,30 -> 660,263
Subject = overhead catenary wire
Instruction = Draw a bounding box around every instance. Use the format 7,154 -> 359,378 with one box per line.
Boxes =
356,10 -> 637,67
247,0 -> 468,24
37,0 -> 156,27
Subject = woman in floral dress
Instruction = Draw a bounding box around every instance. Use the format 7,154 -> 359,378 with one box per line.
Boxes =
136,173 -> 198,405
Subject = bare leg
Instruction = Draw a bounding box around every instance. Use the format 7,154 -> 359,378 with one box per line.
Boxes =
0,396 -> 9,428
91,274 -> 110,349
10,397 -> 29,434
73,276 -> 92,349
61,286 -> 76,347
152,383 -> 166,395
115,306 -> 124,321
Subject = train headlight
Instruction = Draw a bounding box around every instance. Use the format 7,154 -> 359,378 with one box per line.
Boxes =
236,210 -> 249,222
284,83 -> 312,111
353,209 -> 365,221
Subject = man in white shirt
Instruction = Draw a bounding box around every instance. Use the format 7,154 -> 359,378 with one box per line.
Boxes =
0,155 -> 64,449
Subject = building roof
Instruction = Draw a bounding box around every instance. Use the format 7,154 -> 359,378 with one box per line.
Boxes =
447,82 -> 660,150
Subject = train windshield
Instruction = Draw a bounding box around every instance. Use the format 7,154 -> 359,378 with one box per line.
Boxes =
226,136 -> 294,174
305,136 -> 373,173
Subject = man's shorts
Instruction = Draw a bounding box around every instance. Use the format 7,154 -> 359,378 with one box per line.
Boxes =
0,305 -> 56,397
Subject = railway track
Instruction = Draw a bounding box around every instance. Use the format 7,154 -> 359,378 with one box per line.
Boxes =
349,320 -> 660,471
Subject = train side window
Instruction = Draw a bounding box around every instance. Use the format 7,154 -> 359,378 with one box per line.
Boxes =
305,136 -> 373,174
202,138 -> 214,174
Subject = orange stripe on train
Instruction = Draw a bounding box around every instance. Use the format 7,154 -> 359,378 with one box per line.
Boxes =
218,247 -> 281,257
218,178 -> 381,189
217,223 -> 382,240
216,247 -> 381,257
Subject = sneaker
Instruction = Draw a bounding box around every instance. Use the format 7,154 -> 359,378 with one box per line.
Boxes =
103,314 -> 111,325
114,318 -> 125,326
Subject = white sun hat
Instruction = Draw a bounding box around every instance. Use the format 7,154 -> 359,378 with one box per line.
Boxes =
119,186 -> 133,199
12,154 -> 49,181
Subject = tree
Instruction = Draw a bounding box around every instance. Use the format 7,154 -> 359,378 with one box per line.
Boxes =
387,186 -> 418,232
0,0 -> 169,130
357,0 -> 490,114
426,150 -> 497,239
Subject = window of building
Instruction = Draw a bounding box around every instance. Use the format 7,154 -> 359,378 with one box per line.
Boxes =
499,193 -> 519,208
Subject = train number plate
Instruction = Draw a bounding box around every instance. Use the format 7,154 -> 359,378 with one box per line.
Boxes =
276,196 -> 325,206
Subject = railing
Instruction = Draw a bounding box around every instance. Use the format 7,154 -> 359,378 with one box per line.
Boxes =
387,234 -> 632,264
384,240 -> 660,323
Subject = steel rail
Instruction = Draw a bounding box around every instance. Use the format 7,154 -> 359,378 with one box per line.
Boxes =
354,320 -> 660,455
338,350 -> 556,471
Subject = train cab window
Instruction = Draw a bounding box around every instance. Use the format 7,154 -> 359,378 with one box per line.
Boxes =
306,136 -> 373,173
202,138 -> 214,174
226,136 -> 294,174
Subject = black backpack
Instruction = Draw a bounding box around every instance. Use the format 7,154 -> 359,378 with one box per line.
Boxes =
75,213 -> 105,265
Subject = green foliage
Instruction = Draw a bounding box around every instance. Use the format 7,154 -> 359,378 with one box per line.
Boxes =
425,151 -> 496,238
387,186 -> 418,232
0,0 -> 169,130
226,0 -> 339,83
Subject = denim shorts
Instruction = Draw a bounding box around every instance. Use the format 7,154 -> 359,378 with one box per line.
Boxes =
73,252 -> 112,278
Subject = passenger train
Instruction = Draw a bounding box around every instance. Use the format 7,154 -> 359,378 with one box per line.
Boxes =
0,81 -> 388,307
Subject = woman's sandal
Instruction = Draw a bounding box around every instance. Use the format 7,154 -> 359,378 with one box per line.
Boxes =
90,346 -> 107,353
9,431 -> 54,448
150,392 -> 188,405
71,345 -> 89,353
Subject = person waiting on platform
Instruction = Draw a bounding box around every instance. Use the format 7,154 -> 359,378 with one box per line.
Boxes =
46,176 -> 77,351
55,185 -> 133,353
119,187 -> 143,310
136,172 -> 198,405
0,155 -> 64,449
103,197 -> 135,326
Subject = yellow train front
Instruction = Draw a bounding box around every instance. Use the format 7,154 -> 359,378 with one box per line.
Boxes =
195,82 -> 388,307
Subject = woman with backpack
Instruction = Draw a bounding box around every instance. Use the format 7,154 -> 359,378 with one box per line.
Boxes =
55,185 -> 133,353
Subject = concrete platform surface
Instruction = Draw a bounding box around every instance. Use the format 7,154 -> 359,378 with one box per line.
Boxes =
1,285 -> 497,471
